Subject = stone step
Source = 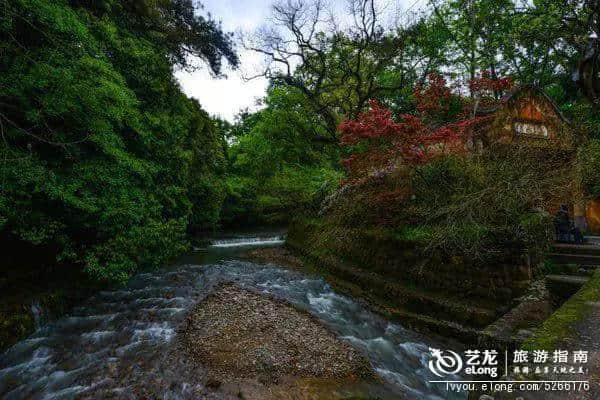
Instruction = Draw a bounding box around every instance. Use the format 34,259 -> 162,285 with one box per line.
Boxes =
545,274 -> 590,286
301,252 -> 500,328
545,274 -> 590,308
551,243 -> 600,256
385,307 -> 517,349
325,271 -> 514,348
548,252 -> 600,266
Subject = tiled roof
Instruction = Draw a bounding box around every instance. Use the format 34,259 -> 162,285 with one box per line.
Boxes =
477,85 -> 569,123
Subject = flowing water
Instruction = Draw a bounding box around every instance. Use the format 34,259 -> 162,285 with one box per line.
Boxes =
0,234 -> 465,400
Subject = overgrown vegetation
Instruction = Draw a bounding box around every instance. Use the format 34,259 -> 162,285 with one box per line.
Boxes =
321,143 -> 571,264
221,86 -> 342,225
523,269 -> 600,351
317,73 -> 571,263
2,0 -> 599,285
0,0 -> 236,283
579,139 -> 600,198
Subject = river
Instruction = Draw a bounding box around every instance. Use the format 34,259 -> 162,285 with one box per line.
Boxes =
0,233 -> 465,400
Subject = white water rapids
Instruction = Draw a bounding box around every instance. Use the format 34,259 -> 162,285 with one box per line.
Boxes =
0,235 -> 465,399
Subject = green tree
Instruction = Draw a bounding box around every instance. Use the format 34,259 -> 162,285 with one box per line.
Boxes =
0,0 -> 236,282
429,0 -> 516,89
245,0 -> 412,140
223,85 -> 341,224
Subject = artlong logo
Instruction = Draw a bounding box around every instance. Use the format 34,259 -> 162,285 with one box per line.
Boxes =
428,348 -> 463,377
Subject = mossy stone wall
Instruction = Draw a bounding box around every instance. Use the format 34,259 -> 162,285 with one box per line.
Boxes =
288,218 -> 531,301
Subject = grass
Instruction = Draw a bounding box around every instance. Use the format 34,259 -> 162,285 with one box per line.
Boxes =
540,259 -> 579,275
522,269 -> 600,351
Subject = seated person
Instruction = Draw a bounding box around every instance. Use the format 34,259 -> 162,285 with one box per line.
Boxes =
554,205 -> 570,241
572,224 -> 585,244
554,205 -> 584,244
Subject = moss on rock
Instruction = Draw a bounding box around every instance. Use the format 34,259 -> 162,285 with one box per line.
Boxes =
0,309 -> 34,351
288,217 -> 531,302
523,269 -> 600,351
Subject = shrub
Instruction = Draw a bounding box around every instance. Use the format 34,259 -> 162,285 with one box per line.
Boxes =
321,146 -> 569,263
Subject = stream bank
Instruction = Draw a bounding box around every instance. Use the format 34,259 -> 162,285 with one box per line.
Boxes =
285,218 -> 549,349
0,243 -> 101,353
0,234 -> 465,399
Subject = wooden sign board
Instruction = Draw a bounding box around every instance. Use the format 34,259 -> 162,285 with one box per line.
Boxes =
511,96 -> 551,139
479,86 -> 573,150
513,120 -> 549,139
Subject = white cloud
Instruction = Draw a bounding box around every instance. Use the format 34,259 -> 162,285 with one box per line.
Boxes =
175,0 -> 426,122
175,51 -> 268,122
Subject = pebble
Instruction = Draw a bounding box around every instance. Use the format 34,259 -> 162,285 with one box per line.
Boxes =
180,284 -> 374,385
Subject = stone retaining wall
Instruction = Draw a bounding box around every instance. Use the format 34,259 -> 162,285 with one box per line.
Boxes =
288,218 -> 532,302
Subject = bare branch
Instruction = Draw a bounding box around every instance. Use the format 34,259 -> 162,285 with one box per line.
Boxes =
244,0 -> 404,137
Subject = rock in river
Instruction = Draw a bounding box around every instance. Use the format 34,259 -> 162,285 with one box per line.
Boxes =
179,284 -> 377,399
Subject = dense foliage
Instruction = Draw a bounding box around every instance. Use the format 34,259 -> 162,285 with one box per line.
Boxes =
579,139 -> 600,198
0,0 -> 236,283
2,0 -> 600,286
222,86 -> 341,225
319,146 -> 571,263
338,73 -> 513,180
325,72 -> 573,262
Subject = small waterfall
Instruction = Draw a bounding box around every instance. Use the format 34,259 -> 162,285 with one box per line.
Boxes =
0,238 -> 465,400
30,301 -> 43,331
210,235 -> 285,248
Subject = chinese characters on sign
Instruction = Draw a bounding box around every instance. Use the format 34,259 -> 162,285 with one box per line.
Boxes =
513,121 -> 549,138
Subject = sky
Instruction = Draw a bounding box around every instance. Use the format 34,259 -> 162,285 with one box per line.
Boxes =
175,0 -> 425,122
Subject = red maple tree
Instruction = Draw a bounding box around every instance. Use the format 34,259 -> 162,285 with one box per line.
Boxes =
338,73 -> 514,182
